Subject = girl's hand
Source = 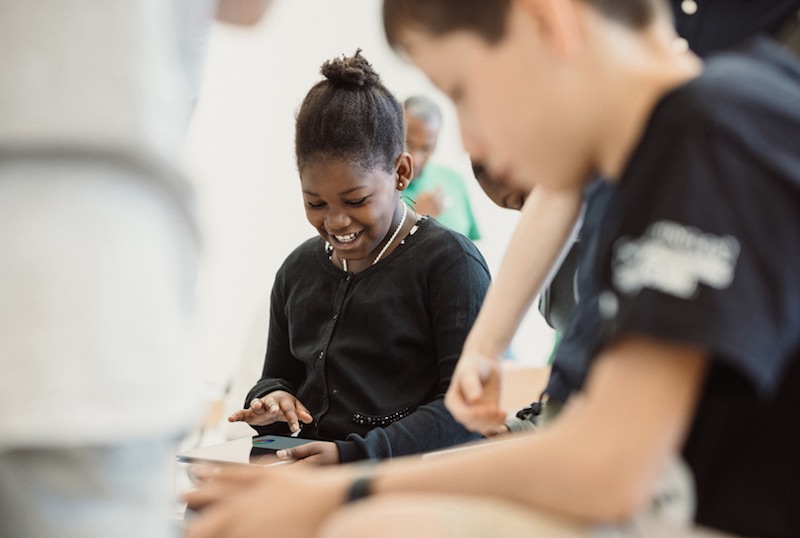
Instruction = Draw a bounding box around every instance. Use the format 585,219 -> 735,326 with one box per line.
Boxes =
228,390 -> 313,433
444,351 -> 507,435
276,441 -> 340,465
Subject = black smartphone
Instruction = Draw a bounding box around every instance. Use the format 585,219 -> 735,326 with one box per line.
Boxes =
250,434 -> 315,455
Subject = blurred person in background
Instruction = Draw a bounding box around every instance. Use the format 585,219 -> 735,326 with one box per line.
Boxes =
403,95 -> 481,240
0,2 -> 270,537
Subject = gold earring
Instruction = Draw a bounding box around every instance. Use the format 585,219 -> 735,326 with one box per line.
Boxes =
397,182 -> 404,189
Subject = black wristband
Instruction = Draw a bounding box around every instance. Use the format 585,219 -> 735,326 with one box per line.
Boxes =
345,475 -> 373,503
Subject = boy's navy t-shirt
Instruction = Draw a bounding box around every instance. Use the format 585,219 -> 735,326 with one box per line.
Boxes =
546,178 -> 616,402
574,38 -> 800,537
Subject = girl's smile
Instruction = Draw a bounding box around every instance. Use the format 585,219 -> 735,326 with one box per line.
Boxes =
333,232 -> 357,243
301,155 -> 414,273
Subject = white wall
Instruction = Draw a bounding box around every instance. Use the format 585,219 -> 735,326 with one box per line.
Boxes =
182,0 -> 555,424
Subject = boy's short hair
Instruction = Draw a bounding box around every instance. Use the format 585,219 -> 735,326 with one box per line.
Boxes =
383,0 -> 661,49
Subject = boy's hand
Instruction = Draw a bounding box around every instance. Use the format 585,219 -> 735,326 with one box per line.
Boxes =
445,352 -> 507,435
228,390 -> 313,433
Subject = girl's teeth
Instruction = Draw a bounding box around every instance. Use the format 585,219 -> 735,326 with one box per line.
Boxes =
336,233 -> 356,243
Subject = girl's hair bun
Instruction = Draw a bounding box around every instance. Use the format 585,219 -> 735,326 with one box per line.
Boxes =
295,48 -> 404,173
320,48 -> 380,87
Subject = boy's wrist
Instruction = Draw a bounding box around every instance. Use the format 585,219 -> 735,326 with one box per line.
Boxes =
466,310 -> 518,358
345,475 -> 374,503
463,335 -> 506,360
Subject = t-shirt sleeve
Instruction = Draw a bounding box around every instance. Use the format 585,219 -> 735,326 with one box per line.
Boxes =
596,98 -> 800,396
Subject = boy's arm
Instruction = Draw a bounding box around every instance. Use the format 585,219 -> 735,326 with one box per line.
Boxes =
185,336 -> 708,538
385,336 -> 708,521
447,185 -> 583,433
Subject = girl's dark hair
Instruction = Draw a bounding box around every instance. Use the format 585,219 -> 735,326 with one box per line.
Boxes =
295,49 -> 405,174
383,0 -> 658,49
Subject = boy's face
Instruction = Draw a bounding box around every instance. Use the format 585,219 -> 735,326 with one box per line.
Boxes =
399,4 -> 592,194
473,162 -> 529,211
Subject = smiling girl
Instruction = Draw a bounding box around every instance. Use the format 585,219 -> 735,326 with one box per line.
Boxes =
227,50 -> 489,464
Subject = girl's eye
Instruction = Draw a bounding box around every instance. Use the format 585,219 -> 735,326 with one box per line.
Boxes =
346,197 -> 367,206
307,201 -> 326,209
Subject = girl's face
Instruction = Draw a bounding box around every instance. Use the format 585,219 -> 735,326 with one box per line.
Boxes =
300,156 -> 405,268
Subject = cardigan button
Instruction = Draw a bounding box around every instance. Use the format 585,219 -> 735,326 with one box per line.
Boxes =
680,0 -> 697,15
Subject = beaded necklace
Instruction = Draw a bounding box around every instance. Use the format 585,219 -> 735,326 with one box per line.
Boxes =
341,201 -> 407,273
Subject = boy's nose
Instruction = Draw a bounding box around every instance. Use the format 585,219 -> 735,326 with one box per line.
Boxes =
459,122 -> 487,164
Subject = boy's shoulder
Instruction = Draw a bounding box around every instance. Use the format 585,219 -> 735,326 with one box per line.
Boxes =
665,37 -> 800,124
631,37 -> 800,176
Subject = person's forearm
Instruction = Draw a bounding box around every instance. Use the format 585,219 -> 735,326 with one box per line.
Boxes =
465,187 -> 583,357
337,399 -> 482,462
367,425 -> 625,521
367,339 -> 707,522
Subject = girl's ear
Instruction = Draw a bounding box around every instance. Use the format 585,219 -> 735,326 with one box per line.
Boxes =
395,152 -> 414,190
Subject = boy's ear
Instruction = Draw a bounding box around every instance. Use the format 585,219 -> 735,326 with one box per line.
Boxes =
395,152 -> 414,189
514,0 -> 584,57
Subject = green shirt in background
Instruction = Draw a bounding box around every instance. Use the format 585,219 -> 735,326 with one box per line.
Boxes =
405,163 -> 481,240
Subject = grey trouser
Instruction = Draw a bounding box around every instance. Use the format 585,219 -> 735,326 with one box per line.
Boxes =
0,441 -> 179,538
